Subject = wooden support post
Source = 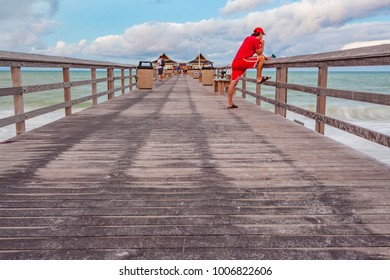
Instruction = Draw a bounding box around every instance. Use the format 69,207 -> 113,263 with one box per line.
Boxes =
214,80 -> 218,94
11,66 -> 26,135
242,72 -> 246,99
91,68 -> 97,106
63,67 -> 71,116
275,67 -> 288,117
256,83 -> 261,106
217,80 -> 224,96
107,68 -> 114,100
316,65 -> 328,134
121,68 -> 125,95
129,68 -> 133,91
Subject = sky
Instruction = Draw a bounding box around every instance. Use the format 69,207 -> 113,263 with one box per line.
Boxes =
1,0 -> 390,65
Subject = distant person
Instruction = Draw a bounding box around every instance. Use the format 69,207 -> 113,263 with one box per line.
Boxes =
157,55 -> 165,81
177,64 -> 181,75
227,27 -> 271,109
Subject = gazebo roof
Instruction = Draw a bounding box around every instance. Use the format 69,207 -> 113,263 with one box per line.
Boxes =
187,53 -> 213,65
152,53 -> 177,64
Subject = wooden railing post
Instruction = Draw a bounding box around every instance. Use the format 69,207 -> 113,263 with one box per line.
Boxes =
129,68 -> 133,91
91,68 -> 97,105
107,68 -> 114,100
256,83 -> 261,106
316,65 -> 328,134
275,67 -> 288,117
63,67 -> 72,116
121,68 -> 125,95
11,66 -> 26,135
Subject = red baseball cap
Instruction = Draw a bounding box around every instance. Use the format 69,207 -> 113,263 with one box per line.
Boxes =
254,27 -> 266,35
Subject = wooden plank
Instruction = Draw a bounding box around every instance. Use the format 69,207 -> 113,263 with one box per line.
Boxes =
272,82 -> 390,106
244,78 -> 390,106
1,247 -> 389,260
16,77 -> 109,94
0,50 -> 135,68
0,86 -> 22,97
264,43 -> 390,68
0,90 -> 113,128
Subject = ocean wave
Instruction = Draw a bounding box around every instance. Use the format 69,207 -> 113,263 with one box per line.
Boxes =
327,105 -> 390,121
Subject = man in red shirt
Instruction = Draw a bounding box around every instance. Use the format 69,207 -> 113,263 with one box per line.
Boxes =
227,27 -> 271,109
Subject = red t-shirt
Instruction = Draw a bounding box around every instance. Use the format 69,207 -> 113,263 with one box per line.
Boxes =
233,36 -> 262,61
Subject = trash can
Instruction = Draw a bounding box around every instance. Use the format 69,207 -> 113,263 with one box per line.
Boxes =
136,61 -> 153,89
192,66 -> 201,79
202,64 -> 214,86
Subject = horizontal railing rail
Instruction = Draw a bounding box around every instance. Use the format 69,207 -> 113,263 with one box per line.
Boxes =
0,50 -> 137,137
215,44 -> 390,147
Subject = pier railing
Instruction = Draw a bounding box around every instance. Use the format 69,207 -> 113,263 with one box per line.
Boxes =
0,51 -> 136,136
216,44 -> 390,147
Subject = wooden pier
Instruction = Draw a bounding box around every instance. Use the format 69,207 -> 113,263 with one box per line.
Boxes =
0,75 -> 389,259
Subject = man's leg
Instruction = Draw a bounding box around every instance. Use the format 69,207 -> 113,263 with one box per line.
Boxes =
256,55 -> 265,83
227,78 -> 239,107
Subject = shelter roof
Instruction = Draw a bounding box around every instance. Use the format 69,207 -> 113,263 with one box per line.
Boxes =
187,53 -> 213,65
152,53 -> 177,64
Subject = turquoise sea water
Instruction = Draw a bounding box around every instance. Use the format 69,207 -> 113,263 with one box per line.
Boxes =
244,69 -> 390,165
1,69 -> 389,164
0,69 -> 128,140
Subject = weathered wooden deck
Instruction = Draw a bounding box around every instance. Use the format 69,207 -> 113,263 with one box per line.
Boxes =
0,75 -> 389,260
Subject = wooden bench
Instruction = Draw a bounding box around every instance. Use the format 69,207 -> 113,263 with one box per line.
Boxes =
214,70 -> 233,95
214,78 -> 234,96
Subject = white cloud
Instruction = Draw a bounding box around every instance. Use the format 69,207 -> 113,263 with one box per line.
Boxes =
243,0 -> 390,56
341,40 -> 390,50
91,0 -> 390,63
255,0 -> 390,38
84,20 -> 229,62
0,0 -> 58,19
220,0 -> 272,14
279,21 -> 390,57
38,40 -> 88,57
0,0 -> 59,50
2,0 -> 390,65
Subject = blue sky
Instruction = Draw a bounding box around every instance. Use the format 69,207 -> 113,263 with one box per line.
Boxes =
1,0 -> 390,65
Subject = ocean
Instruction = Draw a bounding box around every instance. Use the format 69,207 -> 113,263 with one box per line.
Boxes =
1,69 -> 389,165
0,69 -> 120,140
245,69 -> 390,165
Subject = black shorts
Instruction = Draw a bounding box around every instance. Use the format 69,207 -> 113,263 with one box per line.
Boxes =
158,68 -> 163,75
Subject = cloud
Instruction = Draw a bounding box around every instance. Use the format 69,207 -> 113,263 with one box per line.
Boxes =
220,0 -> 272,15
83,0 -> 390,63
84,20 -> 229,62
0,0 -> 58,19
0,0 -> 59,50
243,0 -> 390,56
3,0 -> 390,65
37,40 -> 88,57
280,21 -> 390,57
255,0 -> 389,38
341,39 -> 390,50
